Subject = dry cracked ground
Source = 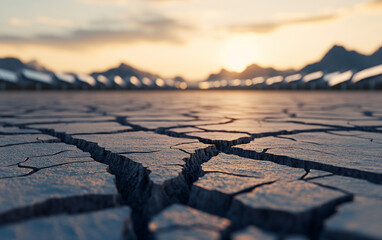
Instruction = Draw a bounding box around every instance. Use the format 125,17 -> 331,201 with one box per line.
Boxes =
0,91 -> 381,240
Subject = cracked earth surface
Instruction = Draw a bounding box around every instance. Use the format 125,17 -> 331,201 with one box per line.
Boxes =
0,91 -> 381,240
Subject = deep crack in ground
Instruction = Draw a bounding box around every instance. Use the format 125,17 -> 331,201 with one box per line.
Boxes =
0,91 -> 381,240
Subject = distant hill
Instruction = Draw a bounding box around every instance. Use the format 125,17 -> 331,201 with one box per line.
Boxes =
206,64 -> 290,81
0,57 -> 174,81
25,60 -> 50,72
91,63 -> 160,80
241,64 -> 291,79
0,58 -> 25,71
205,44 -> 382,81
173,76 -> 186,82
0,57 -> 50,72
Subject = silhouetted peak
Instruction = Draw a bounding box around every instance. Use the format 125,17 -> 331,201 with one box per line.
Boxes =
118,63 -> 134,70
372,46 -> 382,57
324,45 -> 364,60
321,45 -> 366,67
174,76 -> 185,82
243,63 -> 262,72
329,44 -> 346,51
0,57 -> 26,71
324,45 -> 351,58
92,62 -> 160,80
218,68 -> 236,74
26,60 -> 48,71
0,57 -> 52,72
0,57 -> 23,66
300,44 -> 378,73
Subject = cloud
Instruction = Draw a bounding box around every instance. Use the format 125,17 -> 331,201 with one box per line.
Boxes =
8,17 -> 73,28
362,0 -> 382,8
0,14 -> 193,49
226,0 -> 382,34
34,17 -> 74,28
228,14 -> 338,34
8,18 -> 30,27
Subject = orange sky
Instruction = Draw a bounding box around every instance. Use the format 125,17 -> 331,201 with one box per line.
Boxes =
0,0 -> 381,80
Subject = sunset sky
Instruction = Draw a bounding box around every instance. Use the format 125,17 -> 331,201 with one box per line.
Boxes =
0,0 -> 381,80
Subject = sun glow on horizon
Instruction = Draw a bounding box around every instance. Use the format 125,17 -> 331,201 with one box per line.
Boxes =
0,0 -> 381,81
219,35 -> 263,72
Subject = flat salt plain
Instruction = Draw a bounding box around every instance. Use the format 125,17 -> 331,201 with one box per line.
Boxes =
0,91 -> 381,240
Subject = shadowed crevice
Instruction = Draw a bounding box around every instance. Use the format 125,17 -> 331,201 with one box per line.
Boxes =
0,194 -> 123,226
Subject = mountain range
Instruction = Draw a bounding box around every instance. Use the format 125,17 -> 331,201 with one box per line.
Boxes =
91,63 -> 159,80
300,45 -> 382,74
0,57 -> 51,72
0,44 -> 381,82
205,45 -> 382,81
0,58 -> 186,82
206,64 -> 291,81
